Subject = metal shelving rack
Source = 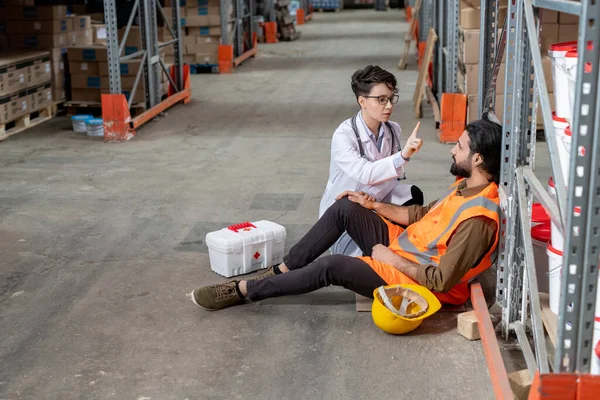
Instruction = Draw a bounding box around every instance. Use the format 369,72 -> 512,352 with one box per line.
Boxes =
477,0 -> 600,385
221,0 -> 257,65
102,0 -> 191,141
427,0 -> 459,101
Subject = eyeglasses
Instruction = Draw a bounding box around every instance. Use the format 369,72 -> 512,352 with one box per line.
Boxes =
363,95 -> 399,105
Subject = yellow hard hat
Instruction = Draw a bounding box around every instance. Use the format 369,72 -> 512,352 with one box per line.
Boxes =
371,284 -> 442,335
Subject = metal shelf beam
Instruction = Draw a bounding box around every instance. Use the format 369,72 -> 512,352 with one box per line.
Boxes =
532,0 -> 582,15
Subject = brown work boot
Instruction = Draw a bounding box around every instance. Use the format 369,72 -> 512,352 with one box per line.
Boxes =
190,281 -> 244,311
247,266 -> 276,281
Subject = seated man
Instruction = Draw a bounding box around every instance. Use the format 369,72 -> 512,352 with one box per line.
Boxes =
191,117 -> 502,311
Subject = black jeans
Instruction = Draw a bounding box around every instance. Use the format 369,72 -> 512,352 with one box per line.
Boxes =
245,198 -> 399,300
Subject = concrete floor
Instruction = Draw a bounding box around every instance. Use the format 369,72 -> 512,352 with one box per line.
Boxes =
0,9 -> 549,399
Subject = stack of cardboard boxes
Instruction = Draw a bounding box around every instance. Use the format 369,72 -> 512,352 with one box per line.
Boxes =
67,25 -> 169,105
0,3 -> 98,104
458,0 -> 565,126
163,0 -> 233,66
0,51 -> 52,125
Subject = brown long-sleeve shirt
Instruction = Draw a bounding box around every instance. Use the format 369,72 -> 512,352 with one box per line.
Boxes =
404,181 -> 498,292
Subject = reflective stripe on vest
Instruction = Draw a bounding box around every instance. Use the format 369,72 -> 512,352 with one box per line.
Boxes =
393,182 -> 500,283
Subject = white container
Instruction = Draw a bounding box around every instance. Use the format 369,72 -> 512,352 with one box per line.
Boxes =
547,176 -> 565,252
71,114 -> 93,132
549,41 -> 577,121
206,221 -> 287,278
565,50 -> 579,123
532,223 -> 551,293
552,115 -> 572,185
86,118 -> 104,138
547,242 -> 563,315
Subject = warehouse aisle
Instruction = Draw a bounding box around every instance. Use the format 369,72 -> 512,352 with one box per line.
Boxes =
0,10 -> 495,399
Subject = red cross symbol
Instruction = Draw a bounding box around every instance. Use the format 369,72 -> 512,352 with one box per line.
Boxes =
253,252 -> 261,260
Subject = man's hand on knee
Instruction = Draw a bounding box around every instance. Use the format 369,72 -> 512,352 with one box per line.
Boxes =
336,190 -> 376,210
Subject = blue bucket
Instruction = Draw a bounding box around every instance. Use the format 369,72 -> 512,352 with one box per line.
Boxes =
71,114 -> 93,133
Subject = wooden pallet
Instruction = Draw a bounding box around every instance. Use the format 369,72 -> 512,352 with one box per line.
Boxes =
398,0 -> 422,70
63,100 -> 146,117
189,64 -> 219,74
0,105 -> 55,141
413,28 -> 437,118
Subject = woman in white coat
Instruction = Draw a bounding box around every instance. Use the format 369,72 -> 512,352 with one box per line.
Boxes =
319,65 -> 424,257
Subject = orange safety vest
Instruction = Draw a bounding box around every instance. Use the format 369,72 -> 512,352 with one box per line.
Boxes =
360,180 -> 500,305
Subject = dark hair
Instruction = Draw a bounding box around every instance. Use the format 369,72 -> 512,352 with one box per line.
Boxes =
465,113 -> 503,184
351,65 -> 398,99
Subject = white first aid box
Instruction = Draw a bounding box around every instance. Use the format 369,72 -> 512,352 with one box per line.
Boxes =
205,221 -> 287,278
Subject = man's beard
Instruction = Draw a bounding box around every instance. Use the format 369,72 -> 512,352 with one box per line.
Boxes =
450,157 -> 472,178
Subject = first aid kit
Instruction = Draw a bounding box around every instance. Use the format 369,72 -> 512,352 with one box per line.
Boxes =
205,221 -> 287,278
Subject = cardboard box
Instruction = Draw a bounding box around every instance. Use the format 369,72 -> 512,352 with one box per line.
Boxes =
0,66 -> 28,97
542,9 -> 559,24
68,46 -> 108,62
468,93 -> 556,127
70,88 -> 101,102
89,14 -> 104,23
0,56 -> 28,96
184,0 -> 222,6
0,51 -> 50,96
0,89 -> 29,124
559,12 -> 579,25
93,24 -> 107,45
5,5 -> 68,21
99,60 -> 143,76
459,28 -> 480,65
193,53 -> 218,64
71,74 -> 139,90
49,47 -> 67,64
53,87 -> 65,102
17,19 -> 69,35
458,62 -> 506,95
29,56 -> 52,86
182,15 -> 221,27
115,88 -> 146,104
29,82 -> 52,111
72,4 -> 87,14
187,6 -> 220,15
541,55 -> 554,91
163,7 -> 186,21
558,24 -> 579,43
186,40 -> 220,54
187,26 -> 222,36
69,61 -> 101,76
69,30 -> 92,47
51,69 -> 64,90
468,94 -> 504,123
118,27 -> 143,55
0,0 -> 35,5
70,87 -> 145,104
13,33 -> 67,49
72,16 -> 92,32
460,6 -> 507,30
540,24 -> 559,52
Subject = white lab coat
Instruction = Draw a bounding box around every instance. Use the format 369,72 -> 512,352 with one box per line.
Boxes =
319,112 -> 414,257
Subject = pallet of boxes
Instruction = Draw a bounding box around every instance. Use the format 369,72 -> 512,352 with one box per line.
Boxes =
67,24 -> 169,114
276,0 -> 301,41
163,0 -> 234,73
0,2 -> 66,140
459,0 -> 556,128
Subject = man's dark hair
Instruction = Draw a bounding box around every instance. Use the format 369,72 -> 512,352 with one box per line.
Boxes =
351,65 -> 398,99
465,113 -> 503,184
